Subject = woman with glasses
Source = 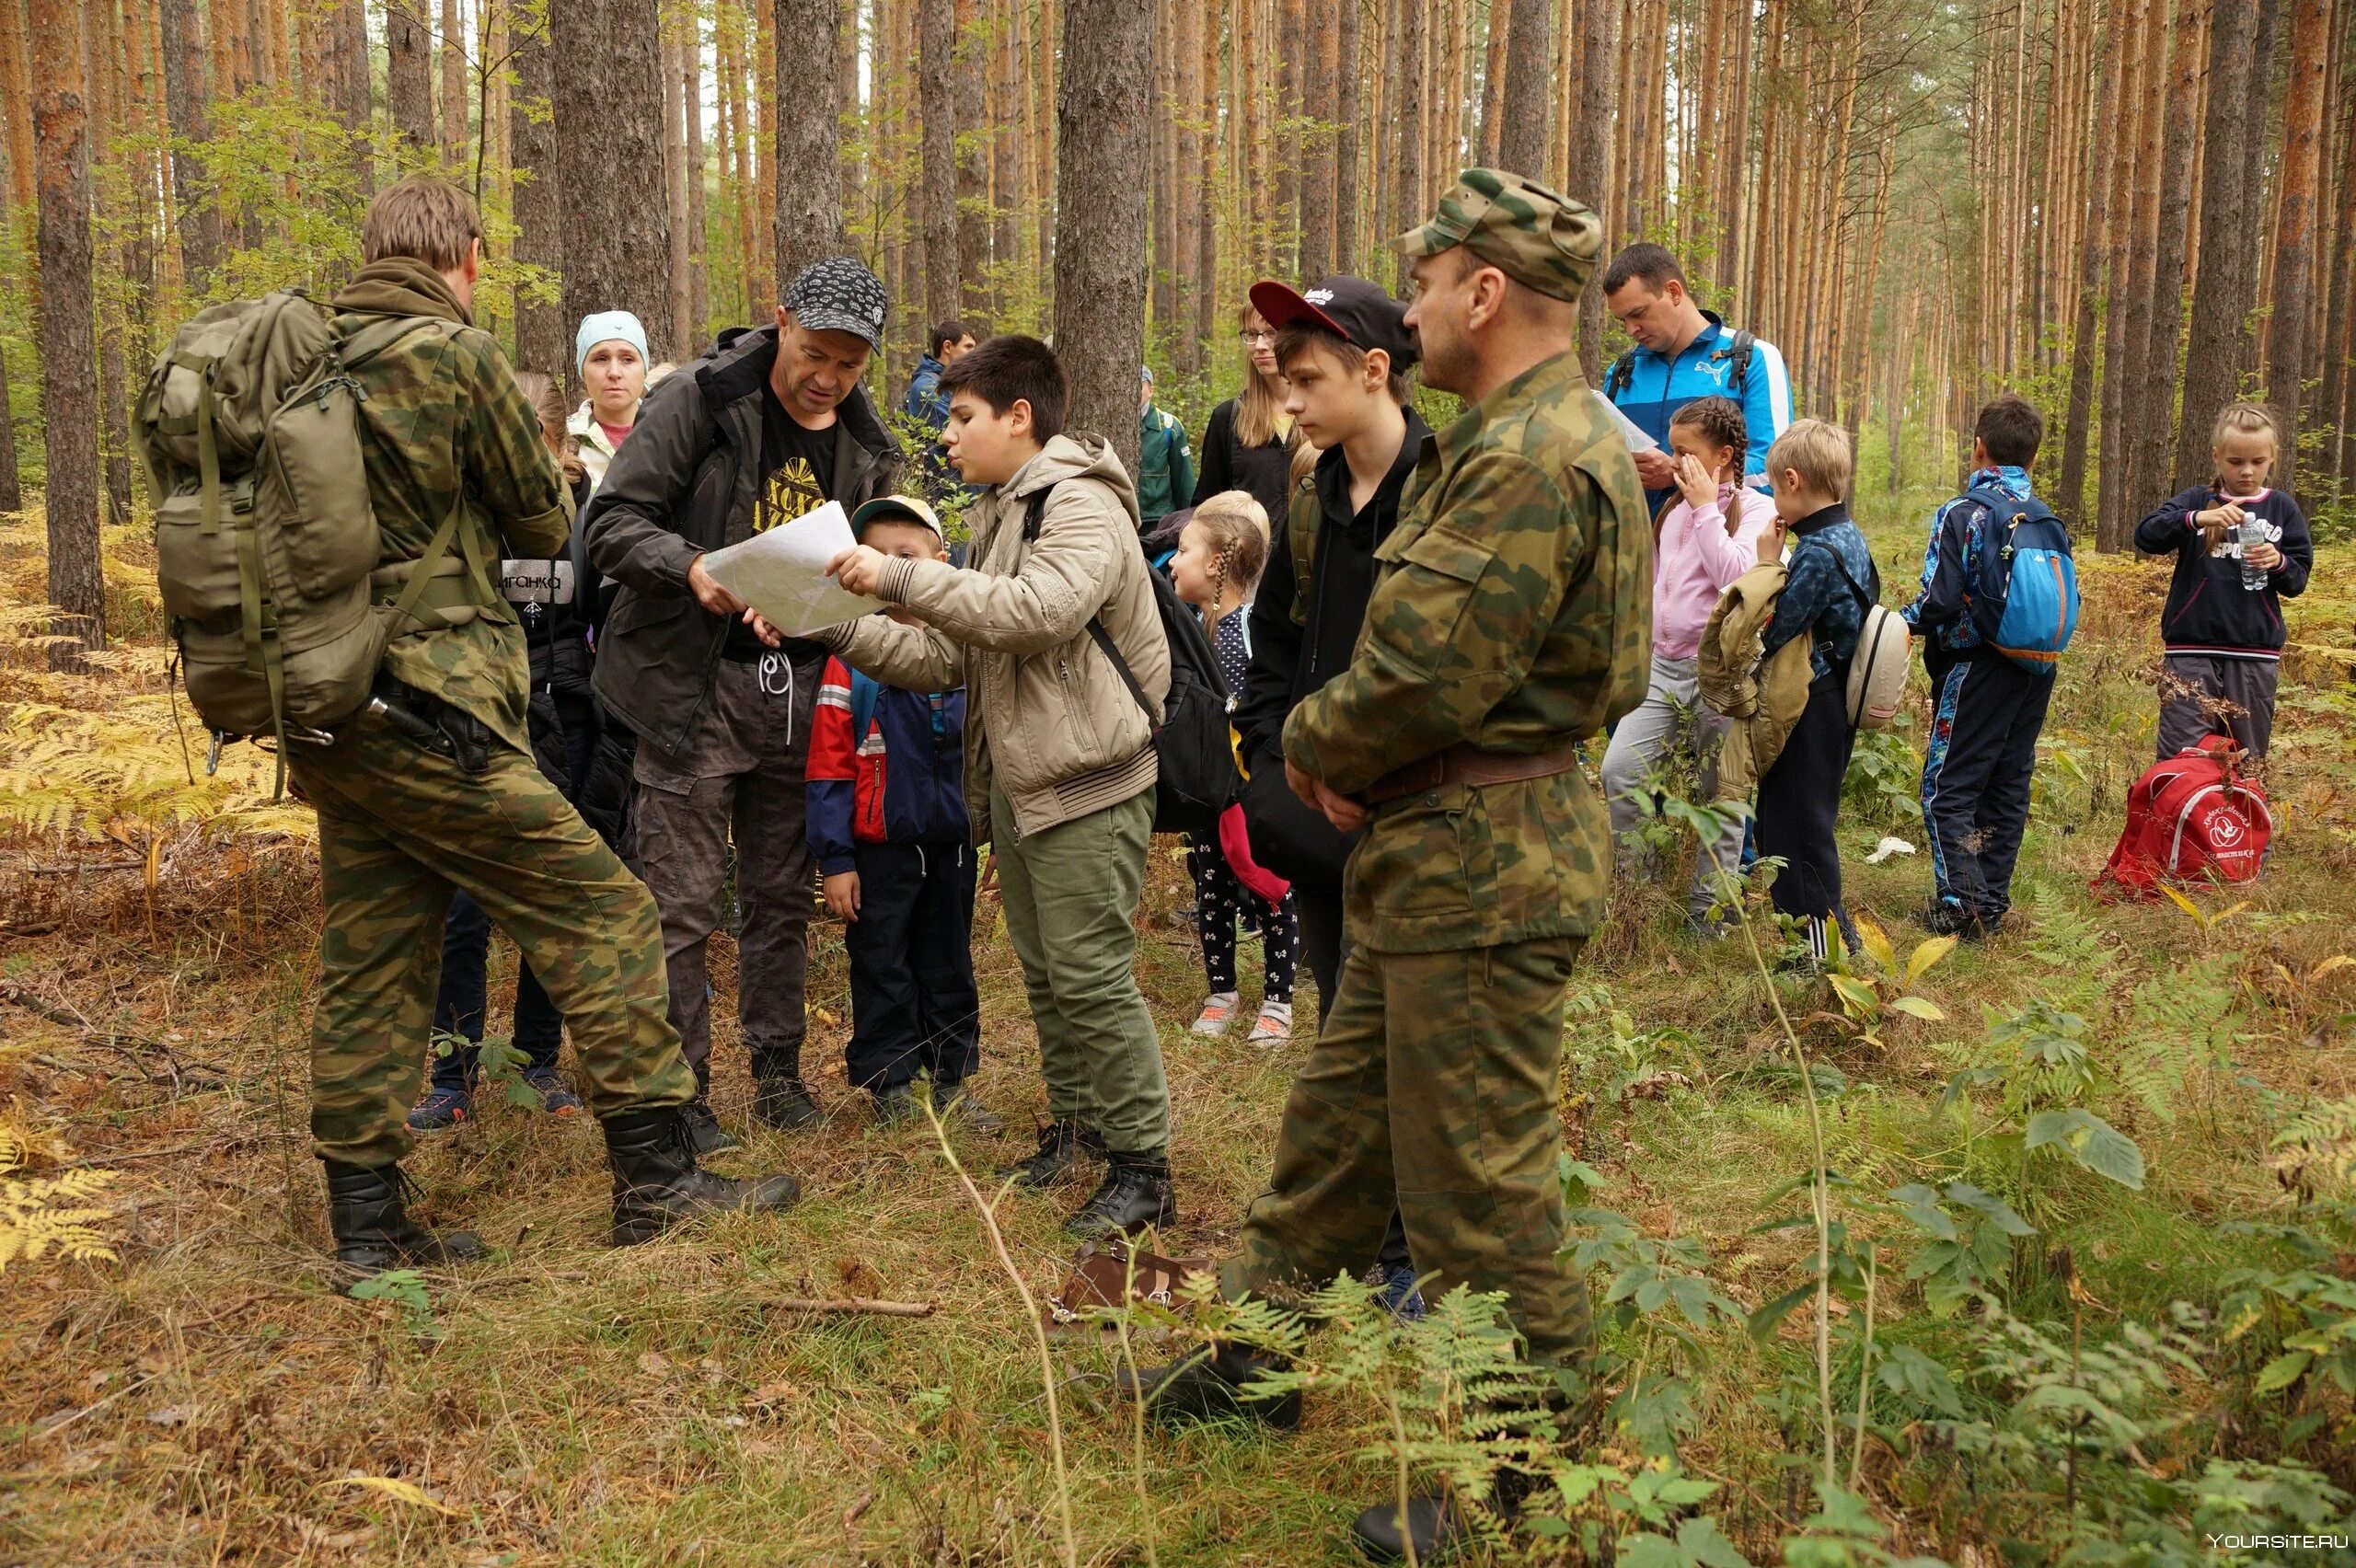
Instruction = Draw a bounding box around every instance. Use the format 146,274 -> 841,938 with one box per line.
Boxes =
1192,305 -> 1305,530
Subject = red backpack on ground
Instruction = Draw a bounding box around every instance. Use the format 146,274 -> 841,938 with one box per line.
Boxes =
2095,734 -> 2272,897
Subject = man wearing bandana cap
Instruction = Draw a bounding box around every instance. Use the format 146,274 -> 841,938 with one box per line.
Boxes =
1126,169 -> 1653,1563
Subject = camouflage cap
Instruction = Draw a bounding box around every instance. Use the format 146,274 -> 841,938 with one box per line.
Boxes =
1391,168 -> 1603,303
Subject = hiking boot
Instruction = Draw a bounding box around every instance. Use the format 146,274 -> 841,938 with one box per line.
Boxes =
1118,1340 -> 1301,1429
521,1068 -> 583,1117
323,1160 -> 484,1283
1351,1468 -> 1538,1563
1000,1118 -> 1103,1189
1916,896 -> 1981,939
752,1075 -> 826,1133
405,1085 -> 471,1133
1064,1151 -> 1177,1240
681,1096 -> 738,1157
932,1080 -> 1004,1134
603,1103 -> 802,1247
872,1082 -> 919,1128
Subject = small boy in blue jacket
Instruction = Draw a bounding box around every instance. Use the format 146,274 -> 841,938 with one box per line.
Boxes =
808,496 -> 996,1131
1901,395 -> 2056,940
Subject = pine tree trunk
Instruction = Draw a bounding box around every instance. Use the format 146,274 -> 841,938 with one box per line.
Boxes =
2095,0 -> 2152,553
1174,0 -> 1203,365
2172,0 -> 2260,485
918,0 -> 958,331
32,0 -> 102,663
2058,0 -> 2122,529
387,1 -> 432,153
338,0 -> 370,177
552,0 -> 676,362
664,10 -> 694,356
686,15 -> 709,340
954,0 -> 987,309
1334,0 -> 1360,275
510,4 -> 564,383
2266,0 -> 2328,495
439,0 -> 465,167
992,0 -> 1020,309
1193,0 -> 1219,346
2136,0 -> 2203,512
2325,49 -> 2356,493
1570,0 -> 1614,380
1298,0 -> 1335,280
1053,0 -> 1150,474
775,0 -> 846,294
754,0 -> 778,309
156,0 -> 216,290
0,343 -> 17,511
1392,0 -> 1424,290
0,0 -> 34,214
1478,0 -> 1509,167
1492,0 -> 1552,175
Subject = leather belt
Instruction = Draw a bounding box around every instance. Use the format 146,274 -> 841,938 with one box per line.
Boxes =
1362,737 -> 1588,806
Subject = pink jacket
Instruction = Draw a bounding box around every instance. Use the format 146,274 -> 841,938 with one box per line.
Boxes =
1654,484 -> 1779,660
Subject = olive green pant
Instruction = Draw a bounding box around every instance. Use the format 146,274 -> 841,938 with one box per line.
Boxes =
1223,934 -> 1594,1368
988,786 -> 1171,1155
292,715 -> 695,1169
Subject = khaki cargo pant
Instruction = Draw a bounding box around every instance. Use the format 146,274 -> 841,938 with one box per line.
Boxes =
1221,934 -> 1595,1369
292,714 -> 694,1169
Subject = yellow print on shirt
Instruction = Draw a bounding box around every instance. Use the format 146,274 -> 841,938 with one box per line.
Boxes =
755,456 -> 825,534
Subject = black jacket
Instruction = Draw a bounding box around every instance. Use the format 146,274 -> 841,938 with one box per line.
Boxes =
2132,486 -> 2313,656
583,325 -> 901,755
1232,409 -> 1429,891
1192,398 -> 1299,529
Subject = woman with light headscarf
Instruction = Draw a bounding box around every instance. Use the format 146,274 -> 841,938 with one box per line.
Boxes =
568,310 -> 650,490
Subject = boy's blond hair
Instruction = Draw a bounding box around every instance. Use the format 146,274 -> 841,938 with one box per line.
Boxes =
361,175 -> 483,271
1764,418 -> 1853,501
1189,490 -> 1272,599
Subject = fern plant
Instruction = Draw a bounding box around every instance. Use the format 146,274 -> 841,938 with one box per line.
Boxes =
0,1129 -> 119,1271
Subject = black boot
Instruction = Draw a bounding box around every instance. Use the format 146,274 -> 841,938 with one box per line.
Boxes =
750,1046 -> 826,1132
999,1118 -> 1103,1189
323,1160 -> 484,1282
604,1103 -> 803,1246
1117,1340 -> 1301,1429
1064,1150 -> 1177,1239
682,1095 -> 739,1157
1350,1468 -> 1536,1564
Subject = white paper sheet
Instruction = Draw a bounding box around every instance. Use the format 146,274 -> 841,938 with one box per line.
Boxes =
1593,390 -> 1661,453
697,501 -> 881,637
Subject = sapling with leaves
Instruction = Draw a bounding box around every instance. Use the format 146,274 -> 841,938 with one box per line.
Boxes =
1935,1000 -> 2149,1205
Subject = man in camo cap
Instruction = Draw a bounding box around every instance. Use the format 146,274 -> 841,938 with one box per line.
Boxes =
1126,169 -> 1651,1562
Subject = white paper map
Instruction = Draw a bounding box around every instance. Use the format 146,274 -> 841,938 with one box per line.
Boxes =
1592,390 -> 1661,453
697,501 -> 880,637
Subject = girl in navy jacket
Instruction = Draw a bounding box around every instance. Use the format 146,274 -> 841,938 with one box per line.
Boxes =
2132,402 -> 2313,759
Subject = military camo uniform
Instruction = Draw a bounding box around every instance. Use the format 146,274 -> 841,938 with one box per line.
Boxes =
293,258 -> 692,1169
1224,171 -> 1651,1373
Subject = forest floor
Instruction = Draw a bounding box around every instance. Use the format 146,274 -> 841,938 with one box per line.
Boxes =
2,491 -> 2353,1567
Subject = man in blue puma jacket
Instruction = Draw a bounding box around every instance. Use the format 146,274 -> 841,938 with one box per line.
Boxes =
1600,243 -> 1792,510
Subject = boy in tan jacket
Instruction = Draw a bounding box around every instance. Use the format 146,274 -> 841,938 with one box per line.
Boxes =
825,335 -> 1177,1239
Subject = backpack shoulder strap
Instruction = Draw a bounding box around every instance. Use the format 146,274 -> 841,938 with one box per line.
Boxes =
848,668 -> 882,742
1604,350 -> 1636,400
1022,481 -> 1058,542
1727,329 -> 1756,396
1287,476 -> 1319,618
1084,617 -> 1156,725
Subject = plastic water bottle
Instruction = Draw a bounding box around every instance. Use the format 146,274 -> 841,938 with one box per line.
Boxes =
2238,515 -> 2269,591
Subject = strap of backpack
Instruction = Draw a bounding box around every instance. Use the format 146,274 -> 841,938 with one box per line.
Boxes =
387,490 -> 476,632
1727,329 -> 1755,397
1604,351 -> 1635,400
1022,482 -> 1057,542
1084,617 -> 1157,729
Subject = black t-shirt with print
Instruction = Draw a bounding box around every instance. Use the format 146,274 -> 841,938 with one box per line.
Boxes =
722,390 -> 839,659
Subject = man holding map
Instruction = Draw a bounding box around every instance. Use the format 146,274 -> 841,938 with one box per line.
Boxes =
584,257 -> 903,1151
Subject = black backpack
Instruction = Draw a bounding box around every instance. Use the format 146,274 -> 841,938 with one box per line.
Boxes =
1024,488 -> 1239,836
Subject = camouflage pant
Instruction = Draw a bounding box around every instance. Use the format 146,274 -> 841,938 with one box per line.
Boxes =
291,712 -> 695,1169
1221,934 -> 1594,1369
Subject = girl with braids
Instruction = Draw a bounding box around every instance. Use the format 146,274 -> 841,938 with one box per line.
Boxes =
1169,492 -> 1300,1045
1193,304 -> 1307,529
1600,396 -> 1780,935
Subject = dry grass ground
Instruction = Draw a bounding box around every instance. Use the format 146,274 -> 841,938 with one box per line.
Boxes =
2,502 -> 2352,1565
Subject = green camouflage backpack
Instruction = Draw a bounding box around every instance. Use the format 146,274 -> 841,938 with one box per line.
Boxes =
133,290 -> 482,782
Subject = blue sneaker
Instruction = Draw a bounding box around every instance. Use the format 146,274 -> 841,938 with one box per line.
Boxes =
1377,1263 -> 1426,1321
407,1085 -> 471,1132
522,1068 -> 584,1117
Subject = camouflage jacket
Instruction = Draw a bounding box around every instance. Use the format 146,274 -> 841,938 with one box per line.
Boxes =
1281,350 -> 1651,951
330,259 -> 572,755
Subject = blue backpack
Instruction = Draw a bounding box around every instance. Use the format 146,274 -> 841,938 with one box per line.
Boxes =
1966,485 -> 2079,674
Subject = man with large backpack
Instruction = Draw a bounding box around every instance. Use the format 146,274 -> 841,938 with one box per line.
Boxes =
1900,394 -> 2078,940
1600,243 -> 1791,510
139,178 -> 802,1279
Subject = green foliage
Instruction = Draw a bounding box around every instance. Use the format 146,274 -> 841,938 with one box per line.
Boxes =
1841,717 -> 1924,831
1938,1000 -> 2150,1203
348,1267 -> 438,1338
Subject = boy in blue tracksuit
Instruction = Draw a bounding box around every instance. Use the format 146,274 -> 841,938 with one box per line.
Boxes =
1901,396 -> 2055,940
807,496 -> 996,1130
1600,242 -> 1793,508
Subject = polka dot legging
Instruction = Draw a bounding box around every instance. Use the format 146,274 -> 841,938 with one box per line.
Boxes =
1184,833 -> 1298,1003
